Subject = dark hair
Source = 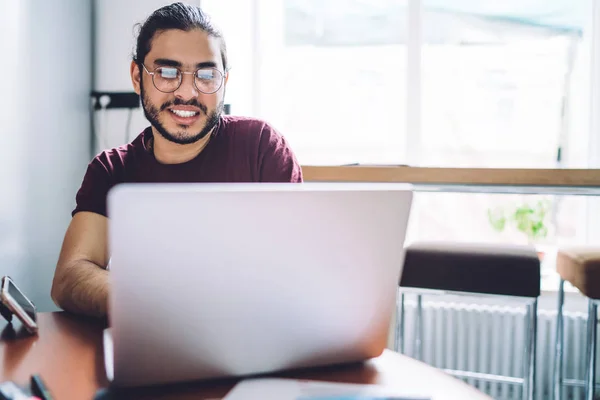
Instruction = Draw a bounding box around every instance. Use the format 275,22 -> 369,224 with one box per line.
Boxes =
133,2 -> 228,71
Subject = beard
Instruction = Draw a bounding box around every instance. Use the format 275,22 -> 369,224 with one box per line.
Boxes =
140,79 -> 223,145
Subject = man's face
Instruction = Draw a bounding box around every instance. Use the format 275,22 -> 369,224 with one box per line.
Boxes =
131,29 -> 227,145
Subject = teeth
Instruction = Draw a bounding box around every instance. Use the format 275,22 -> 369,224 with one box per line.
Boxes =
171,109 -> 198,118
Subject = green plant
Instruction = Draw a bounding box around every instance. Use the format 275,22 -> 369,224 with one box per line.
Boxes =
487,200 -> 550,243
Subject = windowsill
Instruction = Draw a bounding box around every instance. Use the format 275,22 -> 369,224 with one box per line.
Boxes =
301,165 -> 600,189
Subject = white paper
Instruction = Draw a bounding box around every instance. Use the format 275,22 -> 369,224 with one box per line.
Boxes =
223,378 -> 431,400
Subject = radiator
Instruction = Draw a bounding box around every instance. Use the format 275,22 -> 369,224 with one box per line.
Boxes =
395,297 -> 590,400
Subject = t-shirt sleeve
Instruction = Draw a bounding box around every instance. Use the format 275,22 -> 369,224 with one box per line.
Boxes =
72,154 -> 113,217
257,123 -> 303,183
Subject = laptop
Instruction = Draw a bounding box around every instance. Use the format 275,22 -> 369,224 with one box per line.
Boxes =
104,182 -> 413,388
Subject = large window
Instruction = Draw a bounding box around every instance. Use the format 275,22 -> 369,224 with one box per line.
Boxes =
206,0 -> 592,168
203,0 -> 597,283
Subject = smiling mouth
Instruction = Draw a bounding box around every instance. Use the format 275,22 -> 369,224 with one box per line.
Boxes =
169,109 -> 200,118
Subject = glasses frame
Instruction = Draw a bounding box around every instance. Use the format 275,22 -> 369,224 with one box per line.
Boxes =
142,64 -> 225,94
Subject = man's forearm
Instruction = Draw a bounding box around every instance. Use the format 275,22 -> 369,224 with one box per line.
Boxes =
52,260 -> 109,318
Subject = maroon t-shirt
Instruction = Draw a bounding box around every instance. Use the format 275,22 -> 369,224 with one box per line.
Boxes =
73,116 -> 303,217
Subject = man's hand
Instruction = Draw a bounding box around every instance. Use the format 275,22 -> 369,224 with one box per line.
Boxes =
51,212 -> 110,317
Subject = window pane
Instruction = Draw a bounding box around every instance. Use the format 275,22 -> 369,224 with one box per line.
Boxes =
419,0 -> 591,168
258,0 -> 408,165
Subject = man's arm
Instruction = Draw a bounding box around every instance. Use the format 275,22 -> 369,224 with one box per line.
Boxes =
51,211 -> 110,318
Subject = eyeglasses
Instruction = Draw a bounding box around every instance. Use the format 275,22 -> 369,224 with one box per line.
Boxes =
142,64 -> 225,94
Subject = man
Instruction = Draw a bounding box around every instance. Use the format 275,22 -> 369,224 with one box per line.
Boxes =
51,3 -> 302,318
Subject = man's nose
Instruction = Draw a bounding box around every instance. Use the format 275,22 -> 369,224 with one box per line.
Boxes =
174,74 -> 199,100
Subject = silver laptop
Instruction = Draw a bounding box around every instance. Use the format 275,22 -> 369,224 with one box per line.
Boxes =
104,183 -> 413,388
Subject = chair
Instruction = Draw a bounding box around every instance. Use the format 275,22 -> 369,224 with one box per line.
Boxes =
396,241 -> 541,400
553,247 -> 600,400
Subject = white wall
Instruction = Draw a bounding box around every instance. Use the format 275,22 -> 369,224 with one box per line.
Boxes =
0,1 -> 28,295
0,0 -> 93,311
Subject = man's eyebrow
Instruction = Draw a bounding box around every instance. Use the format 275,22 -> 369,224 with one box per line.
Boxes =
196,61 -> 218,69
153,58 -> 182,67
152,59 -> 218,69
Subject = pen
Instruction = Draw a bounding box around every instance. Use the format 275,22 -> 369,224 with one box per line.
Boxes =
30,374 -> 53,400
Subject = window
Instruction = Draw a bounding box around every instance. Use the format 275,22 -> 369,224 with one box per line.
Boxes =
207,0 -> 593,169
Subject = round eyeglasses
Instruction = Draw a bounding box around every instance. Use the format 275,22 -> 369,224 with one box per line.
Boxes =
142,64 -> 225,94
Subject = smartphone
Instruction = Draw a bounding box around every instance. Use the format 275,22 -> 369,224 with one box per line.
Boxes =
0,276 -> 38,334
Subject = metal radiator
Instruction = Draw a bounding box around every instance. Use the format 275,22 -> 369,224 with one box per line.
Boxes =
396,298 -> 590,400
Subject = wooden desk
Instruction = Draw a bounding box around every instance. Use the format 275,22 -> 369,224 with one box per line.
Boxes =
0,313 -> 491,400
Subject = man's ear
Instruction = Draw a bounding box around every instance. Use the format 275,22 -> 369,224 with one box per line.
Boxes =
224,70 -> 229,85
131,61 -> 141,95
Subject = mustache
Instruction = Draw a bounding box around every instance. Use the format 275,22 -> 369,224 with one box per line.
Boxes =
160,98 -> 207,114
